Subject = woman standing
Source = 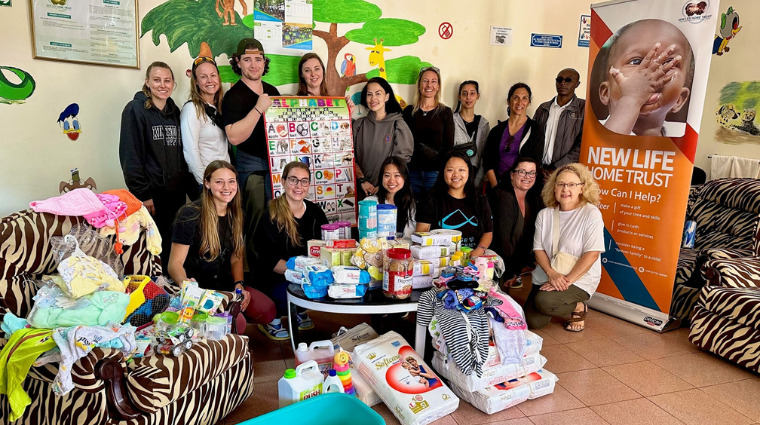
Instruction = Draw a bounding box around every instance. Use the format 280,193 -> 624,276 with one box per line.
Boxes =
453,80 -> 490,187
403,67 -> 455,197
416,152 -> 493,258
254,162 -> 328,339
366,156 -> 417,238
296,53 -> 328,96
353,77 -> 413,198
181,56 -> 229,192
169,160 -> 278,336
491,157 -> 541,289
526,163 -> 605,332
119,61 -> 190,266
482,83 -> 544,189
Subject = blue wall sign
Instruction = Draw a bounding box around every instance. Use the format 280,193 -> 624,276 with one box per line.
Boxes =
530,33 -> 563,48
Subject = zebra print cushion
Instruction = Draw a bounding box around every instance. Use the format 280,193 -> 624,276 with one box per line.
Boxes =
0,209 -> 161,319
0,340 -> 255,424
690,178 -> 760,254
702,257 -> 760,288
698,285 -> 760,330
127,335 -> 250,413
690,305 -> 760,373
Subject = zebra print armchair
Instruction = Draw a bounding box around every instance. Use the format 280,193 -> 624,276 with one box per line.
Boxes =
669,178 -> 760,324
0,208 -> 255,425
689,256 -> 760,373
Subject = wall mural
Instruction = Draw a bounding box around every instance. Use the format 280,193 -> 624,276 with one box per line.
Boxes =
140,0 -> 432,96
57,103 -> 81,141
713,6 -> 741,56
0,66 -> 36,104
715,81 -> 760,144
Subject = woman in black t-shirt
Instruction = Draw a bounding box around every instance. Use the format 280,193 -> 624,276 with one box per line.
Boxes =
254,161 -> 328,339
416,151 -> 493,259
169,160 -> 279,336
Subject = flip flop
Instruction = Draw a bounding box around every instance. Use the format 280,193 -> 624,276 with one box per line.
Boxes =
564,302 -> 587,332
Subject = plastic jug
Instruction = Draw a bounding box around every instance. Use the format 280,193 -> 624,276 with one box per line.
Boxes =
294,340 -> 335,378
277,360 -> 324,408
322,369 -> 345,393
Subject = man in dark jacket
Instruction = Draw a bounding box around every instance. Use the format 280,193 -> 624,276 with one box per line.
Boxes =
533,68 -> 585,181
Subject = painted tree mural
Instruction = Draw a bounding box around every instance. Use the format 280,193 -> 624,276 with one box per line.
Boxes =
313,0 -> 430,95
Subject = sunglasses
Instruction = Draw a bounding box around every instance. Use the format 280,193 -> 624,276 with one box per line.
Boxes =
504,135 -> 516,152
193,56 -> 216,67
555,76 -> 574,83
418,66 -> 440,76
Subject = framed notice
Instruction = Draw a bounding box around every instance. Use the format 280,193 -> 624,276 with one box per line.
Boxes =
264,96 -> 357,224
28,0 -> 139,68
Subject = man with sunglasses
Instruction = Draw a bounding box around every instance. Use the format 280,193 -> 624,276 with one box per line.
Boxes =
533,68 -> 585,182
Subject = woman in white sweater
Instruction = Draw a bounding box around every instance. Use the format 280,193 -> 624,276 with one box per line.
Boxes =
181,56 -> 230,193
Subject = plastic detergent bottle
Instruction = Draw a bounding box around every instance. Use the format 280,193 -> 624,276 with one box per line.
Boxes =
277,360 -> 324,407
294,340 -> 335,377
322,369 -> 345,393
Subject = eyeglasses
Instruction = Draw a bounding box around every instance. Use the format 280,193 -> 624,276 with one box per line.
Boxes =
286,176 -> 310,187
193,56 -> 216,67
555,76 -> 573,83
513,169 -> 537,178
556,182 -> 584,189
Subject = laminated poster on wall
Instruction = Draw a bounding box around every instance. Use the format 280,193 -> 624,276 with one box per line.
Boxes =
264,96 -> 357,224
581,0 -> 720,328
253,0 -> 313,54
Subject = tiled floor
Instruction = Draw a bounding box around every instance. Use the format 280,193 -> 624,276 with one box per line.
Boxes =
221,282 -> 760,425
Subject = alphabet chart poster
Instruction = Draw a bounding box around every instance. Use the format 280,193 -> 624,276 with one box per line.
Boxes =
264,96 -> 356,224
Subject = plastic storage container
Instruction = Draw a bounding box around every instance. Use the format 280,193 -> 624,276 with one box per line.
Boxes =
294,340 -> 335,377
204,316 -> 228,340
277,360 -> 324,408
236,393 -> 384,425
383,248 -> 413,299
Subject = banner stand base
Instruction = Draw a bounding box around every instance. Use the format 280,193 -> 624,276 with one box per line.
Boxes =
587,293 -> 679,333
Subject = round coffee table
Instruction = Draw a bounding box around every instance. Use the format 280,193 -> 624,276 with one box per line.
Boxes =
286,284 -> 427,356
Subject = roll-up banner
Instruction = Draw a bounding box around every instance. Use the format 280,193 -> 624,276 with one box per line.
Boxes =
581,0 -> 718,331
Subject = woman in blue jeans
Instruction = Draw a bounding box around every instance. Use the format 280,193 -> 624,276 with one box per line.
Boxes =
403,66 -> 455,199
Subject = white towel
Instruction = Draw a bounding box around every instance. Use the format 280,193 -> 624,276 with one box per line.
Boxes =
709,154 -> 734,180
730,156 -> 760,178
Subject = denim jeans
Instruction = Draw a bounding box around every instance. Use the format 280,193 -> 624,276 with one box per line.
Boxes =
234,150 -> 271,201
409,169 -> 439,198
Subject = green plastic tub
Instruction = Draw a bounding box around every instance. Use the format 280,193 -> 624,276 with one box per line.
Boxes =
235,393 -> 384,425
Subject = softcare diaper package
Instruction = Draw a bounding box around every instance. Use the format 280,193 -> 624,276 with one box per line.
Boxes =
354,331 -> 459,425
432,351 -> 547,392
449,369 -> 558,414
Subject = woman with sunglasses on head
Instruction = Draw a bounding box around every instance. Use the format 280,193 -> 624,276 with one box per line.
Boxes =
181,54 -> 229,196
416,151 -> 493,259
453,80 -> 490,187
353,77 -> 413,198
482,83 -> 544,190
254,161 -> 328,339
169,160 -> 278,337
403,66 -> 455,198
526,163 -> 604,332
491,157 -> 541,290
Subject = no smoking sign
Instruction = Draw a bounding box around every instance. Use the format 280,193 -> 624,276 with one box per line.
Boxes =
439,22 -> 453,39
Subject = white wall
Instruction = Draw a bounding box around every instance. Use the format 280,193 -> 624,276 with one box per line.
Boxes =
3,0 -> 751,215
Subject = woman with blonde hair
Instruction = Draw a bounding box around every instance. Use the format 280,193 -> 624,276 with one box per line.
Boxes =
181,54 -> 230,193
403,66 -> 455,197
254,161 -> 328,339
120,61 -> 191,266
526,163 -> 604,332
169,160 -> 278,336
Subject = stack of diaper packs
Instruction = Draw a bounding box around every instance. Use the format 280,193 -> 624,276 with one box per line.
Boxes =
410,230 -> 461,289
354,331 -> 459,425
431,328 -> 558,414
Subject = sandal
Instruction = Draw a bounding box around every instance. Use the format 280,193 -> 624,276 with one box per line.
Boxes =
257,319 -> 290,341
564,302 -> 587,332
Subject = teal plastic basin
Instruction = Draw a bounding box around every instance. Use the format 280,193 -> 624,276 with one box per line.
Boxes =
235,393 -> 385,425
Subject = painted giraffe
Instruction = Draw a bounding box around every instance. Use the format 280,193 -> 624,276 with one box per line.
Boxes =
366,38 -> 391,79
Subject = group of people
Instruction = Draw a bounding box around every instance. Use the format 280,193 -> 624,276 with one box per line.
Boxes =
119,36 -> 604,338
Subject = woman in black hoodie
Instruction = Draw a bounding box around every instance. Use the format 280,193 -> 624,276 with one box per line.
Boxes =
119,61 -> 190,265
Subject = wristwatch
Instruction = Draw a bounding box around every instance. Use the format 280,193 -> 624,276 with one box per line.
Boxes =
357,177 -> 367,184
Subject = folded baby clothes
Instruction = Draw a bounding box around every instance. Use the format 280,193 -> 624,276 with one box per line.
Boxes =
84,193 -> 127,229
99,206 -> 161,254
102,189 -> 142,218
0,328 -> 57,421
28,286 -> 129,329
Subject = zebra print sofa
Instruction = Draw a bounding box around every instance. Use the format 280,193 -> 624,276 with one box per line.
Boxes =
0,209 -> 256,425
669,178 -> 760,323
689,257 -> 760,373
